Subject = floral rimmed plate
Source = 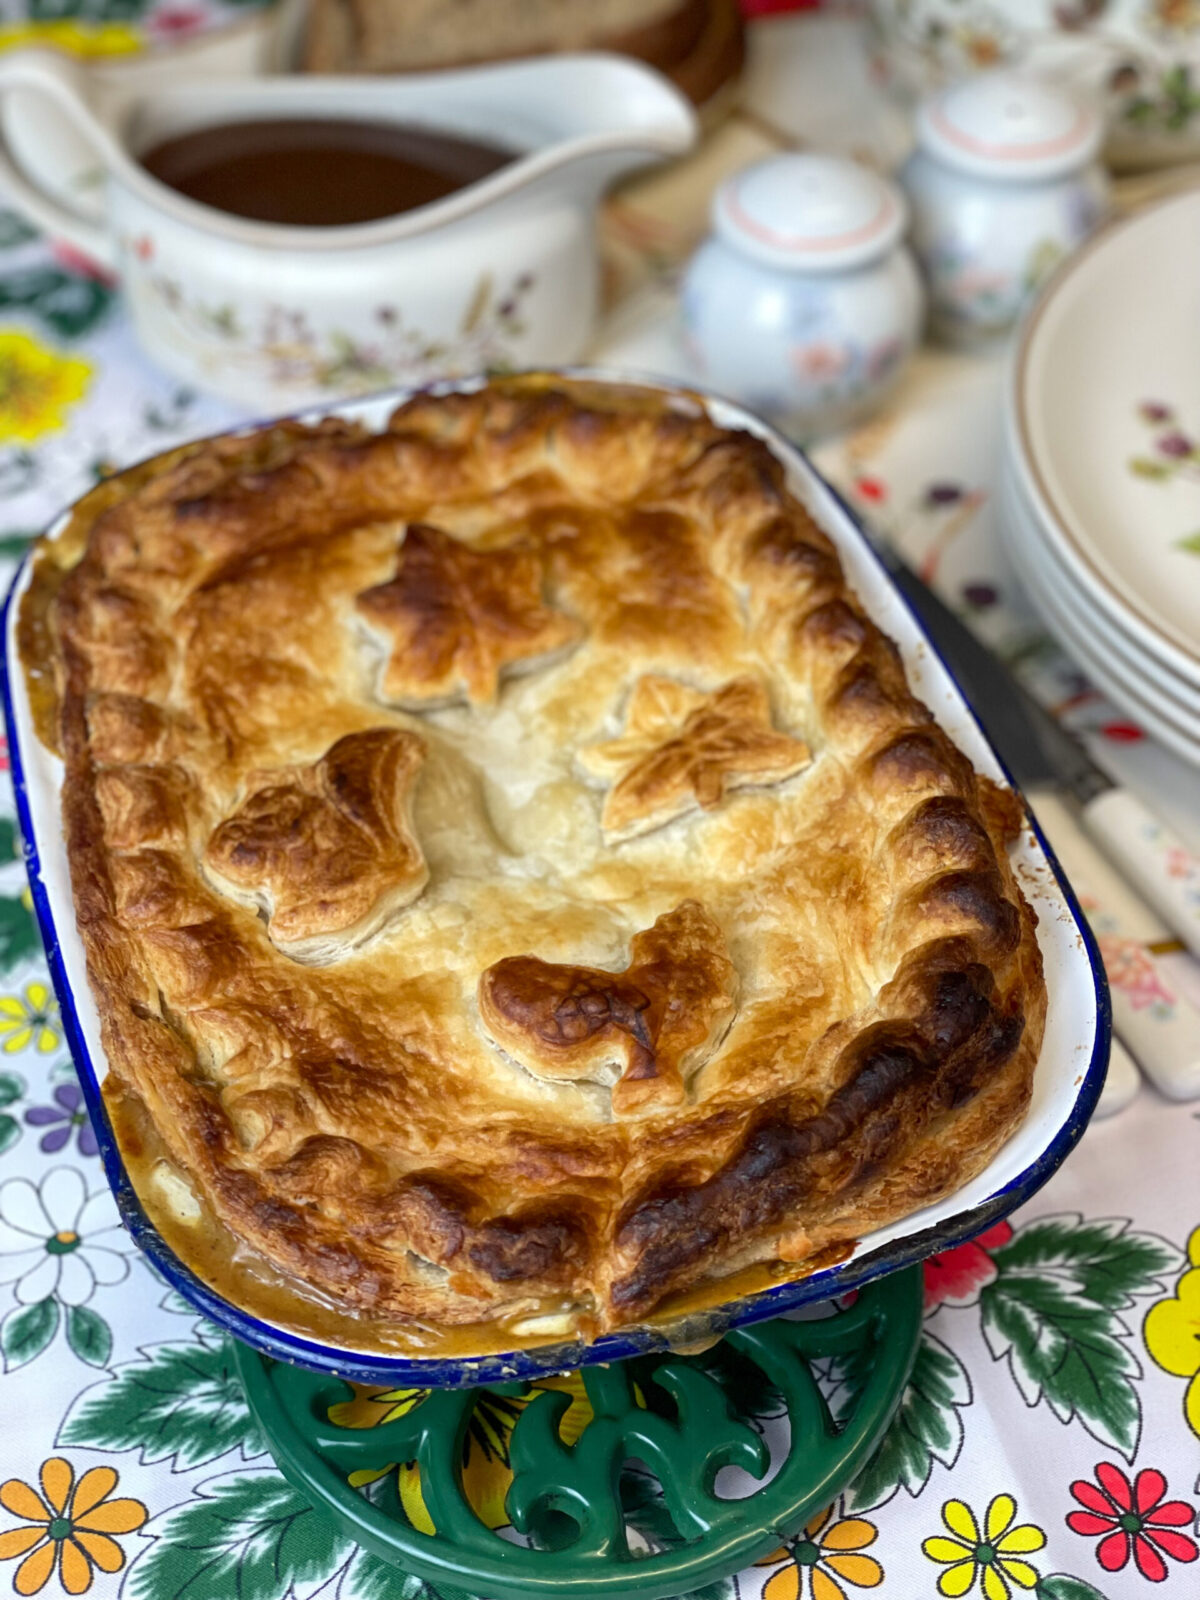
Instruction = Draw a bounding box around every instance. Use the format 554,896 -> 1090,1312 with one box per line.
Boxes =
0,374 -> 1109,1385
1008,186 -> 1200,692
999,463 -> 1200,771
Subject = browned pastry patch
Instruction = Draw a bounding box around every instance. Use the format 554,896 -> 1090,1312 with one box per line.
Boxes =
22,377 -> 1046,1346
356,521 -> 581,707
479,900 -> 738,1116
580,674 -> 811,840
205,727 -> 428,962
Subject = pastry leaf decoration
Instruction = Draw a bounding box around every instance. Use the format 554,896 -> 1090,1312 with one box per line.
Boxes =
580,675 -> 811,841
478,900 -> 737,1116
356,522 -> 581,708
205,728 -> 428,962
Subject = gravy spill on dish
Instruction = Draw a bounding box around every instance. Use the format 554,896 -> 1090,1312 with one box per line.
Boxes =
105,1083 -> 833,1364
140,117 -> 516,226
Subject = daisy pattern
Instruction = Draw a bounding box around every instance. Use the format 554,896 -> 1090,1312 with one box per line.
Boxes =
754,1503 -> 884,1600
923,1495 -> 1046,1599
0,1456 -> 146,1595
1066,1463 -> 1198,1580
0,1169 -> 130,1307
0,984 -> 60,1056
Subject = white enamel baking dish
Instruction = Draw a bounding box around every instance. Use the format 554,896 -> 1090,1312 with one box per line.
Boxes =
0,374 -> 1109,1383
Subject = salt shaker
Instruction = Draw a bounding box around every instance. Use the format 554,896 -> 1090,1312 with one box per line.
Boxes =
901,72 -> 1109,345
681,153 -> 923,439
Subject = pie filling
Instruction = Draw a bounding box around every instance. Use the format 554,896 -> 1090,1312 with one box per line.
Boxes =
20,377 -> 1046,1350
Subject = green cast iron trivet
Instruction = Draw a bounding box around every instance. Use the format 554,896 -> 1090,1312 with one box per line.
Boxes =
231,1264 -> 921,1600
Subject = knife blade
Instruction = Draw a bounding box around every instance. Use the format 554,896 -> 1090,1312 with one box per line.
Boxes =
865,531 -> 1106,803
847,515 -> 1200,1100
854,518 -> 1200,963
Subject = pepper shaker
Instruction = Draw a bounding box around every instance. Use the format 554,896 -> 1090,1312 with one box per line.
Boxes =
681,153 -> 923,439
901,71 -> 1109,345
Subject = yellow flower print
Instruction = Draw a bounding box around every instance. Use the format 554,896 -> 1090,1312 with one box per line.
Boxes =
923,1495 -> 1046,1600
0,1457 -> 147,1595
331,1372 -> 593,1533
1143,1223 -> 1200,1440
0,22 -> 140,59
0,984 -> 59,1055
754,1503 -> 884,1600
0,333 -> 92,445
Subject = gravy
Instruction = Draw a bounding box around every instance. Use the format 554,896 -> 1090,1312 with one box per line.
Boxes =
140,117 -> 516,227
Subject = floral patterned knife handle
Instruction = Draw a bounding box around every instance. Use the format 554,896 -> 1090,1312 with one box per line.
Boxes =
1033,791 -> 1200,1104
1081,790 -> 1200,963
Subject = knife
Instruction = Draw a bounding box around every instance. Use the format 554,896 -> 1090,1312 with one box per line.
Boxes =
861,531 -> 1200,959
856,524 -> 1200,1102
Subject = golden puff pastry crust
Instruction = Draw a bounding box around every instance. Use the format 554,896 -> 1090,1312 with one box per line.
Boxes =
22,377 -> 1046,1345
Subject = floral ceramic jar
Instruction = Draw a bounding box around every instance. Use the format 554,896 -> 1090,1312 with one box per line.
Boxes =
901,72 -> 1109,344
870,0 -> 1200,171
681,153 -> 923,439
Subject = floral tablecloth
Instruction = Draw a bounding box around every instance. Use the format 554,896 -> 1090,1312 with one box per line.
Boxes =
0,0 -> 271,59
0,10 -> 1198,1600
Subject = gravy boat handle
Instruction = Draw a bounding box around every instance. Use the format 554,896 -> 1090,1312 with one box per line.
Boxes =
0,49 -> 121,269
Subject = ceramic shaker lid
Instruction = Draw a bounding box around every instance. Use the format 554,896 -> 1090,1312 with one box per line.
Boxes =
711,153 -> 907,273
916,72 -> 1103,182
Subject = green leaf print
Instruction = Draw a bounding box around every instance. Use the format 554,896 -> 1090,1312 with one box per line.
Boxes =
991,1216 -> 1183,1310
339,1558 -> 476,1600
127,1468 -> 352,1600
1,1294 -> 58,1370
0,267 -> 116,340
65,1302 -> 112,1367
1176,531 -> 1200,555
0,1071 -> 25,1156
838,1331 -> 972,1511
0,531 -> 35,562
61,1326 -> 263,1467
1036,1575 -> 1111,1600
0,211 -> 37,249
979,1215 -> 1182,1458
0,896 -> 42,972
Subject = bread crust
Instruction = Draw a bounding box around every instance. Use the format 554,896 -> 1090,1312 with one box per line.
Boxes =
23,378 -> 1046,1339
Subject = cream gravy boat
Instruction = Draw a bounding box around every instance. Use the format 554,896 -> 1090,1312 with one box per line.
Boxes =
0,50 -> 696,406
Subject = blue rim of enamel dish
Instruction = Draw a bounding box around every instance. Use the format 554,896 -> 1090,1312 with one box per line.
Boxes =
0,396 -> 1111,1387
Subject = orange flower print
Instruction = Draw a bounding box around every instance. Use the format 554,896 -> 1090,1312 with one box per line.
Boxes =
755,1502 -> 884,1600
0,1458 -> 147,1595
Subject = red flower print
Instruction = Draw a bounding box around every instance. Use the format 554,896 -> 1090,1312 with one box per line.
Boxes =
1101,720 -> 1144,743
923,1220 -> 1013,1311
1067,1463 -> 1197,1581
49,241 -> 117,287
854,475 -> 888,504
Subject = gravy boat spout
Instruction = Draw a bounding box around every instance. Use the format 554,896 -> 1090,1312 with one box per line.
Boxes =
0,51 -> 697,407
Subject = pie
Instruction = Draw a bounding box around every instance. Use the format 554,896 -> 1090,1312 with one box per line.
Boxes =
20,376 -> 1046,1349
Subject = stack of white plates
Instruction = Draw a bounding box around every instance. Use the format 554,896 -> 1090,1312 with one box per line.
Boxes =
1000,187 -> 1200,769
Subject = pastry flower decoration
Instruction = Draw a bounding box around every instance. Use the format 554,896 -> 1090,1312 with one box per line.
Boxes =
205,727 -> 428,964
356,522 -> 581,708
479,900 -> 738,1117
580,674 -> 811,841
